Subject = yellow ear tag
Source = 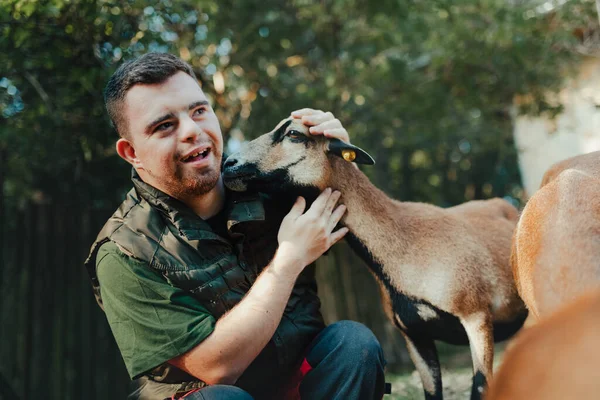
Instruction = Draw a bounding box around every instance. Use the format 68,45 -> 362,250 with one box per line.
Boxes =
342,149 -> 356,162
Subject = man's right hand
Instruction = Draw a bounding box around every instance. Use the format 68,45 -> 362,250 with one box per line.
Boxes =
276,188 -> 348,275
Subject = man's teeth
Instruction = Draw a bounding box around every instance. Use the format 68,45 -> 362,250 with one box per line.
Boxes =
184,149 -> 209,161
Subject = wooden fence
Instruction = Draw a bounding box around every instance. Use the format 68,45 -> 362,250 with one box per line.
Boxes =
0,203 -> 130,400
0,202 -> 409,399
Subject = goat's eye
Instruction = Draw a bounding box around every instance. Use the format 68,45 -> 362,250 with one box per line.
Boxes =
287,130 -> 305,140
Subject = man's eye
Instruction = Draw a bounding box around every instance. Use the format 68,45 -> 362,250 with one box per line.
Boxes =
156,122 -> 174,132
193,108 -> 206,116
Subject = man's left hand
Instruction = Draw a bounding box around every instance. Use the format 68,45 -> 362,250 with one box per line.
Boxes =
291,108 -> 350,144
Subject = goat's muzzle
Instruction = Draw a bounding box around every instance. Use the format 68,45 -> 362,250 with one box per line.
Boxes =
222,157 -> 258,192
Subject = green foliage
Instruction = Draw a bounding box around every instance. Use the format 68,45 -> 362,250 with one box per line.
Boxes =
0,0 -> 597,208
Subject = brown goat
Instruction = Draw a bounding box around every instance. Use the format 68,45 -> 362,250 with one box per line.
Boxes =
222,118 -> 527,400
511,151 -> 600,319
486,288 -> 600,400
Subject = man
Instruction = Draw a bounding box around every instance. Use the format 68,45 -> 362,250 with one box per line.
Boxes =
85,52 -> 386,400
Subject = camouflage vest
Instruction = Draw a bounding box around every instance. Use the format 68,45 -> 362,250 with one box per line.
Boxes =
84,170 -> 324,399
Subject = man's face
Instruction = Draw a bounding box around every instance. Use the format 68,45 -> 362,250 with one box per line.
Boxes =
122,71 -> 223,200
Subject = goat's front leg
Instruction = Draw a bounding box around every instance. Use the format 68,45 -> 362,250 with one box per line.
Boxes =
401,332 -> 443,400
460,312 -> 494,400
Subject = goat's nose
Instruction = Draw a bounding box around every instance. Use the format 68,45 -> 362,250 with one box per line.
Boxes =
223,157 -> 238,169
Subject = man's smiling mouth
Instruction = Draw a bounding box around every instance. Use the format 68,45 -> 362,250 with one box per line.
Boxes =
181,148 -> 211,163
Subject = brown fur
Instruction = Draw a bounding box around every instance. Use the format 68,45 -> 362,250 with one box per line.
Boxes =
332,161 -> 525,398
511,151 -> 600,319
486,288 -> 600,400
539,150 -> 600,188
226,118 -> 526,398
331,158 -> 523,322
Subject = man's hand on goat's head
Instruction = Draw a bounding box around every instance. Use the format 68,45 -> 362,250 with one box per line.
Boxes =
291,108 -> 350,144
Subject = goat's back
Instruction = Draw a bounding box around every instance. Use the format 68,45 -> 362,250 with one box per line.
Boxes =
512,153 -> 600,318
448,198 -> 518,270
486,288 -> 600,400
540,150 -> 600,188
448,198 -> 519,223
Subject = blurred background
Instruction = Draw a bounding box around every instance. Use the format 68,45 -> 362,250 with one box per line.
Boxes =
1,0 -> 598,398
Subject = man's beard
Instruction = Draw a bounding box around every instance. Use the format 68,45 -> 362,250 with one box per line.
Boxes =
173,167 -> 221,198
146,154 -> 222,201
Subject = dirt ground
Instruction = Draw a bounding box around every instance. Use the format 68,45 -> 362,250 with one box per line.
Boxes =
387,367 -> 473,400
385,343 -> 508,400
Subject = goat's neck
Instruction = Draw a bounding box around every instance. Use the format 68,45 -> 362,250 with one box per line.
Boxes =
331,158 -> 411,247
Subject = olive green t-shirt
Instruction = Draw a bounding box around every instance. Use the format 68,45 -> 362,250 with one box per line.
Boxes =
96,241 -> 216,379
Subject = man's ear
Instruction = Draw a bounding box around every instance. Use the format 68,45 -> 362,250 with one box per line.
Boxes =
116,138 -> 143,168
327,138 -> 375,165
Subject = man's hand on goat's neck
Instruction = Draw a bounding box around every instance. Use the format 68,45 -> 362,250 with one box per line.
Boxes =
276,189 -> 348,275
291,108 -> 351,144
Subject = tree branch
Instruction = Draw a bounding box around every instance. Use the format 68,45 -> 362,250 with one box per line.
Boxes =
24,72 -> 54,115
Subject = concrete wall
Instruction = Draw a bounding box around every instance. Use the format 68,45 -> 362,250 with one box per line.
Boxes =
513,57 -> 600,196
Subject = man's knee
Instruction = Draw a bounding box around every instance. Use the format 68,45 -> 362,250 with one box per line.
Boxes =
301,321 -> 386,398
332,321 -> 382,352
186,385 -> 253,400
313,320 -> 385,366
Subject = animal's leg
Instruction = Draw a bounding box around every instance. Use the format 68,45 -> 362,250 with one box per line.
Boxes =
460,312 -> 494,400
401,331 -> 443,400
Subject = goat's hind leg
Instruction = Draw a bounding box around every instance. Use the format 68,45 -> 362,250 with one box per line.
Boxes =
460,312 -> 494,400
401,332 -> 443,400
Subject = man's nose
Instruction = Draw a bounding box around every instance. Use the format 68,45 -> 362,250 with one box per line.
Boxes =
180,116 -> 202,142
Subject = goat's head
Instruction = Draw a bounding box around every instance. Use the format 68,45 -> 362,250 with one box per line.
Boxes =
223,117 -> 374,195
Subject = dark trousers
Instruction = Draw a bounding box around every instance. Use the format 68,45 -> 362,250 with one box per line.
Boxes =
185,385 -> 253,400
188,320 -> 386,400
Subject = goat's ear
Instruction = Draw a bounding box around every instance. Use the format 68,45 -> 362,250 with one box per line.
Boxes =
327,138 -> 375,165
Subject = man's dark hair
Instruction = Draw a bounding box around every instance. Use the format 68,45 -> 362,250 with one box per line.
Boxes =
104,52 -> 197,138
